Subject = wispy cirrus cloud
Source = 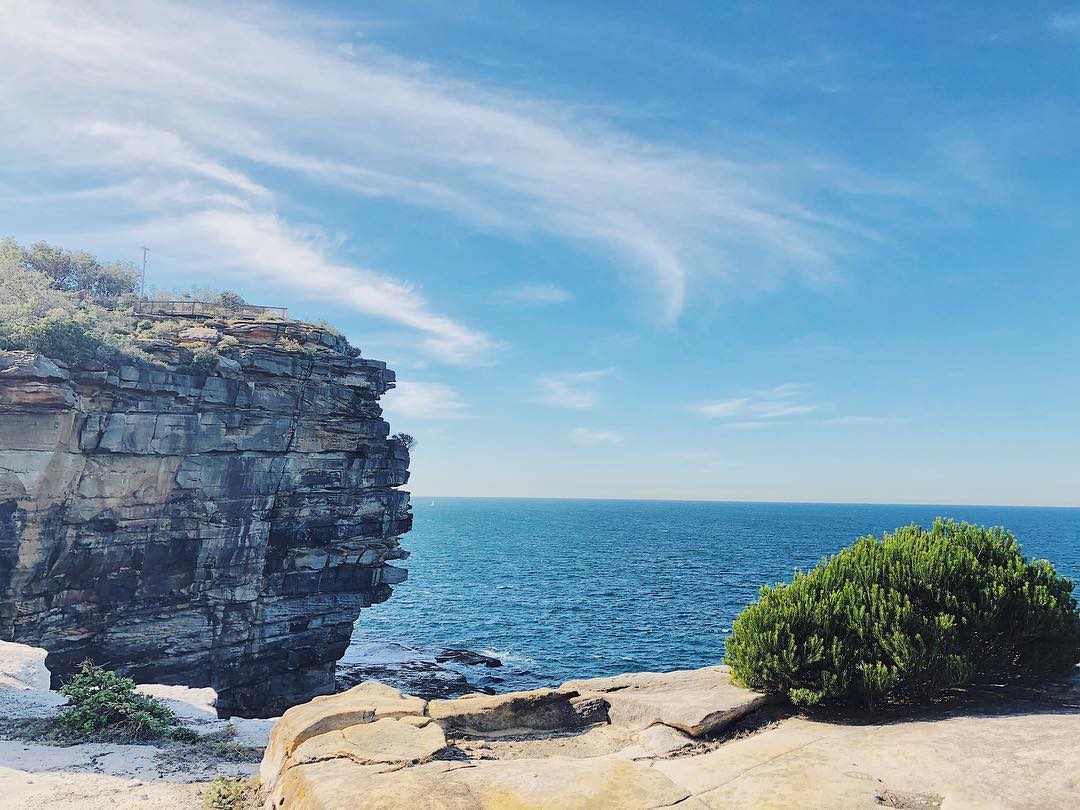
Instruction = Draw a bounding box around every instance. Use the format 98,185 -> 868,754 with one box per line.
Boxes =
694,385 -> 908,430
570,427 -> 623,443
382,381 -> 467,420
535,369 -> 616,409
0,0 -> 898,359
694,383 -> 817,426
1048,13 -> 1080,32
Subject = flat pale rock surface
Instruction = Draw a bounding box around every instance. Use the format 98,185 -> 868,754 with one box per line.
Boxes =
288,716 -> 446,768
657,707 -> 1080,808
276,702 -> 1080,810
0,642 -> 51,691
135,684 -> 218,720
261,681 -> 426,788
265,668 -> 1080,810
563,665 -> 776,736
277,754 -> 692,810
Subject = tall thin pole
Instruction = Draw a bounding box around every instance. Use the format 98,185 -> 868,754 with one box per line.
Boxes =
140,246 -> 149,299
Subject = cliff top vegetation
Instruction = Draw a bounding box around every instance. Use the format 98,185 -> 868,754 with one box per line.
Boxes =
0,237 -> 343,368
0,237 -> 148,363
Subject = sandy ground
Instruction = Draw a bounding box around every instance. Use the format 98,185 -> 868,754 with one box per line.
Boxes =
0,738 -> 227,809
0,641 -> 273,810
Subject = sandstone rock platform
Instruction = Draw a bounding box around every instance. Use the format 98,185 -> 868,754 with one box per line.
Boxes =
257,669 -> 1075,807
259,665 -> 1080,809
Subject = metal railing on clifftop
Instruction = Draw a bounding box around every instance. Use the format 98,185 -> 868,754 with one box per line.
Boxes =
133,300 -> 289,320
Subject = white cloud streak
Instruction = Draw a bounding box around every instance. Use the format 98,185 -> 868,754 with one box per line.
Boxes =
570,428 -> 623,443
1048,13 -> 1080,32
695,386 -> 908,430
535,369 -> 615,409
0,0 -> 892,360
694,383 -> 817,425
183,212 -> 493,364
382,381 -> 467,419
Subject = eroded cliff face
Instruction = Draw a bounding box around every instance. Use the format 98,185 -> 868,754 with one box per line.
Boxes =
0,318 -> 410,716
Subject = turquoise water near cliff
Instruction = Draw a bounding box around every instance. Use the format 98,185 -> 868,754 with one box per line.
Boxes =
343,499 -> 1080,694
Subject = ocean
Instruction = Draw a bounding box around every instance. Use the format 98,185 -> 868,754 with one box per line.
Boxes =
340,498 -> 1080,696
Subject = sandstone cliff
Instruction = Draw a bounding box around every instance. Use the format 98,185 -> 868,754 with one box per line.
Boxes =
0,316 -> 411,716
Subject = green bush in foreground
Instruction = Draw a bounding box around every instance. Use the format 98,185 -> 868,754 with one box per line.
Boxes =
725,519 -> 1080,710
58,661 -> 194,741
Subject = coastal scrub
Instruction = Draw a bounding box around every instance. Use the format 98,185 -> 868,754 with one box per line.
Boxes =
724,519 -> 1080,709
57,661 -> 198,742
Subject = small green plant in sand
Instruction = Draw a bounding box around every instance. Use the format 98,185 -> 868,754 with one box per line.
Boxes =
57,661 -> 195,742
204,775 -> 253,809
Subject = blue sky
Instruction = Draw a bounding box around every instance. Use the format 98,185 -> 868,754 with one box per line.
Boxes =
1,1 -> 1078,505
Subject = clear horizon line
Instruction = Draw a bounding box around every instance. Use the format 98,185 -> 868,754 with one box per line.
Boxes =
407,494 -> 1080,510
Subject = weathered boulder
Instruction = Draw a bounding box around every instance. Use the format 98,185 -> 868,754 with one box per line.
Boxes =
0,318 -> 411,716
428,687 -> 584,736
261,681 -> 426,788
636,722 -> 695,755
176,326 -> 221,344
287,717 -> 446,768
563,665 -> 776,736
0,639 -> 50,690
434,649 -> 502,668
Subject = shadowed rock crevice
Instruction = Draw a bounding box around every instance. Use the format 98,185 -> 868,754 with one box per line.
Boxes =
0,317 -> 411,717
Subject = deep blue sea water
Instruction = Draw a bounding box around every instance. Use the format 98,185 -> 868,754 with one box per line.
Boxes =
343,499 -> 1080,694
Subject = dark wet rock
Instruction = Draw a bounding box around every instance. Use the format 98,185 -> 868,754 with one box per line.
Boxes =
435,649 -> 503,668
0,319 -> 411,717
337,660 -> 493,701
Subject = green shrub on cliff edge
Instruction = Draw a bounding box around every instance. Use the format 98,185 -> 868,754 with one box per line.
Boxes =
724,519 -> 1080,710
57,661 -> 197,742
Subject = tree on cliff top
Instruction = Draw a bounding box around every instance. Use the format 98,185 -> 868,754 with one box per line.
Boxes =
0,237 -> 143,363
3,237 -> 139,300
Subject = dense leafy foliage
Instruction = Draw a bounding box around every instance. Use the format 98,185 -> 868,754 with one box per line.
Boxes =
0,237 -> 144,362
57,662 -> 195,741
5,238 -> 140,298
724,519 -> 1080,709
217,290 -> 246,312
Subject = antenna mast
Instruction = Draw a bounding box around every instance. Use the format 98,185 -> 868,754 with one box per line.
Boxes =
140,246 -> 149,299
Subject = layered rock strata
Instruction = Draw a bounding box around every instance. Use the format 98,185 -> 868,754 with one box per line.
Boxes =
0,317 -> 411,716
